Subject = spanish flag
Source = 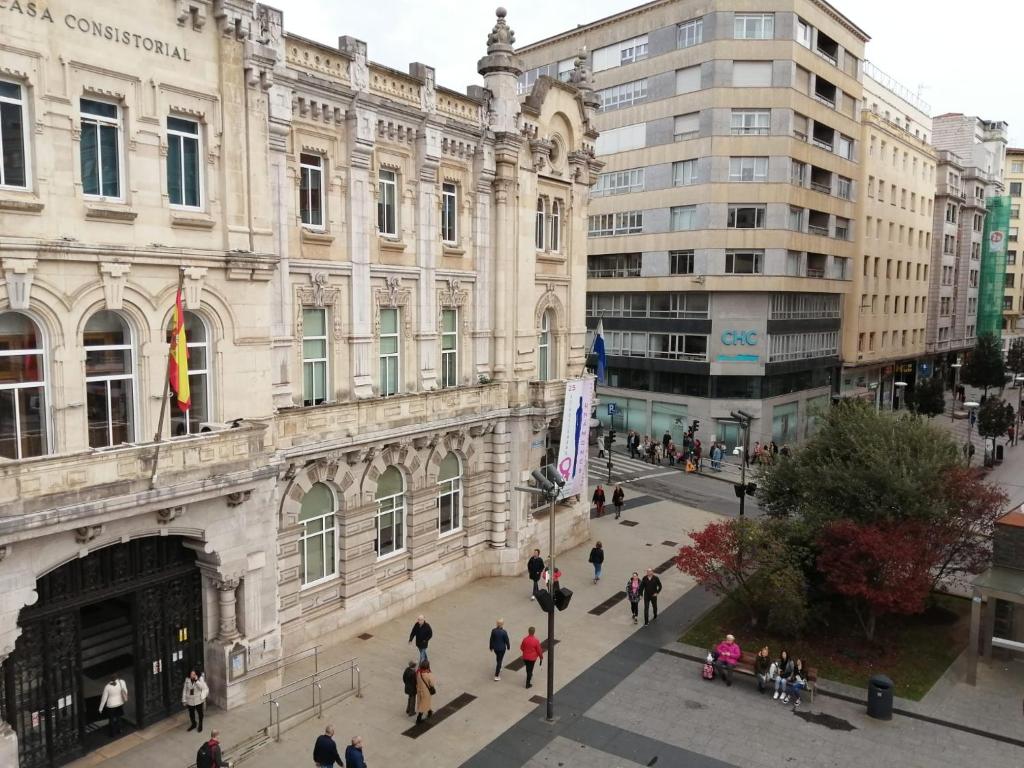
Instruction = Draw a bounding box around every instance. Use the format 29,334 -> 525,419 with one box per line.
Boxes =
169,287 -> 190,411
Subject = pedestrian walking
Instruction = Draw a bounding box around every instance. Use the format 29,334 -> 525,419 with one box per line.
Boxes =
195,729 -> 231,768
98,675 -> 128,737
312,725 -> 345,768
640,568 -> 662,626
627,430 -> 638,459
527,548 -> 544,600
344,736 -> 366,768
182,669 -> 208,733
612,484 -> 624,519
592,484 -> 606,517
588,541 -> 604,583
403,660 -> 418,716
662,430 -> 672,460
415,660 -> 436,724
408,614 -> 433,663
693,439 -> 702,471
626,571 -> 642,624
489,619 -> 511,681
520,626 -> 543,689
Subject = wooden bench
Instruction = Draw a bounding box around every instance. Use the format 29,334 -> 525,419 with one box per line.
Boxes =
725,651 -> 818,702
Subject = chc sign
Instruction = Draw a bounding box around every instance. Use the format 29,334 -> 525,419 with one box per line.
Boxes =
721,329 -> 759,346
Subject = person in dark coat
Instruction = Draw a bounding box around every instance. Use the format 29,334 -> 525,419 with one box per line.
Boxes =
588,541 -> 605,583
313,725 -> 344,768
408,615 -> 433,663
489,618 -> 511,680
344,737 -> 366,768
199,729 -> 230,768
402,660 -> 418,716
640,568 -> 662,625
527,549 -> 544,600
611,485 -> 625,519
592,484 -> 606,517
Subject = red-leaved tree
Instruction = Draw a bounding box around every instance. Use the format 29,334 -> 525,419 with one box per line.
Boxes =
676,519 -> 786,625
816,520 -> 935,640
931,467 -> 1008,589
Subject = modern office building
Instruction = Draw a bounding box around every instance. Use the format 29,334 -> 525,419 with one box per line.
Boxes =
926,114 -> 1008,371
518,0 -> 868,450
1003,148 -> 1024,346
838,64 -> 936,407
0,4 -> 598,766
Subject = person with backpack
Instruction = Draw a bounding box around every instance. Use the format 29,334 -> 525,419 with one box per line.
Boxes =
527,548 -> 545,600
488,618 -> 511,681
312,725 -> 345,767
625,571 -> 642,624
591,484 -> 606,517
588,541 -> 605,583
403,660 -> 418,716
181,669 -> 209,732
611,485 -> 625,519
196,729 -> 230,768
98,675 -> 128,737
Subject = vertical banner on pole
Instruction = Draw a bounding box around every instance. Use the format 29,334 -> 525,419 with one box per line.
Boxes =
555,376 -> 596,498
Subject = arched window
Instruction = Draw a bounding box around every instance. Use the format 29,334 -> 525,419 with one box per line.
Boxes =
84,311 -> 135,448
375,466 -> 405,558
165,310 -> 210,436
0,312 -> 47,459
538,310 -> 553,381
298,482 -> 337,586
535,198 -> 546,250
550,199 -> 561,253
437,453 -> 462,534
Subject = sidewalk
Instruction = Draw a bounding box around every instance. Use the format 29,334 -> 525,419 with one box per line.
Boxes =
67,496 -> 722,768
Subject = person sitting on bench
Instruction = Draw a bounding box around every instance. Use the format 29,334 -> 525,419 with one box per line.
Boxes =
712,634 -> 742,687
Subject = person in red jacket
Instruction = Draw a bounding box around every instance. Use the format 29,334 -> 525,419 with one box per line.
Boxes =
519,626 -> 544,689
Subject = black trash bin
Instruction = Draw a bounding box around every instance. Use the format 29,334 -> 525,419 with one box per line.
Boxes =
996,444 -> 1004,463
867,674 -> 893,720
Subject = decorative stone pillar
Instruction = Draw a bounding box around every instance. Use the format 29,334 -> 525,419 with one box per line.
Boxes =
216,578 -> 241,641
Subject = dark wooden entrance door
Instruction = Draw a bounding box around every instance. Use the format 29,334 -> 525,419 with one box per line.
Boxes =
1,536 -> 204,768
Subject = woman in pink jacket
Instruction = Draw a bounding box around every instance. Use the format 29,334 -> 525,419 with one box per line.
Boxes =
713,634 -> 742,686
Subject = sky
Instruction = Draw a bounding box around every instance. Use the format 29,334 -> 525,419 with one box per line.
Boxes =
275,0 -> 1022,146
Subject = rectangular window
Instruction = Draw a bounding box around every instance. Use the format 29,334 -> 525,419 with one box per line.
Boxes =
595,122 -> 646,154
732,61 -> 772,87
441,308 -> 458,388
728,156 -> 768,182
1012,161 -> 1023,174
441,181 -> 458,243
727,205 -> 766,229
299,153 -> 324,228
556,58 -> 575,82
593,168 -> 645,196
731,109 -> 770,136
377,169 -> 397,236
673,159 -> 699,186
837,134 -> 853,160
593,34 -> 648,71
726,251 -> 763,274
670,250 -> 694,274
80,98 -> 121,198
796,18 -> 812,48
674,112 -> 700,141
767,332 -> 838,363
0,81 -> 28,189
166,116 -> 201,208
677,18 -> 703,48
788,206 -> 803,231
837,176 -> 852,200
379,308 -> 400,396
671,205 -> 696,231
588,253 -> 642,278
598,78 -> 648,111
588,211 -> 643,237
302,308 -> 328,406
734,13 -> 774,39
676,66 -> 701,94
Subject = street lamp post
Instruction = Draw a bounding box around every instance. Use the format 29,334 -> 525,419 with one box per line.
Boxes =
514,467 -> 565,722
1016,375 -> 1024,446
964,401 -> 980,466
951,362 -> 962,422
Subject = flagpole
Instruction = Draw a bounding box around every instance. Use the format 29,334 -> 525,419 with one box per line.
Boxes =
149,268 -> 185,487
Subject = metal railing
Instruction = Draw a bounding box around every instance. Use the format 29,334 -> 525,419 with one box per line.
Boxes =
241,646 -> 320,684
264,657 -> 361,742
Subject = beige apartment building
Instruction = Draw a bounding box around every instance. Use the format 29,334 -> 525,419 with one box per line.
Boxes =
518,0 -> 867,450
1004,148 -> 1023,343
839,64 -> 936,408
0,4 -> 598,766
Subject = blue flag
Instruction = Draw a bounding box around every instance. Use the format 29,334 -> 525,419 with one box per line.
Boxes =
594,319 -> 607,384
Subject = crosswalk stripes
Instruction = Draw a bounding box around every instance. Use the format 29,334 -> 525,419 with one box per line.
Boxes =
587,451 -> 679,483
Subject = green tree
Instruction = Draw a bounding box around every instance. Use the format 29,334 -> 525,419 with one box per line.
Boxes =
906,376 -> 946,418
1007,337 -> 1024,376
961,332 -> 1006,395
757,399 -> 959,529
976,397 -> 1013,441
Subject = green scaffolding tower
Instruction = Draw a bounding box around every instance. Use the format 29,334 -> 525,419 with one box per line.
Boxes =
977,196 -> 1012,339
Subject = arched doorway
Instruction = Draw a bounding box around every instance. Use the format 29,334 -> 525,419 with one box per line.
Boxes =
2,536 -> 204,768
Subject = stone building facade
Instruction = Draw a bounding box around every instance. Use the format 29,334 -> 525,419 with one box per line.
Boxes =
0,3 -> 599,766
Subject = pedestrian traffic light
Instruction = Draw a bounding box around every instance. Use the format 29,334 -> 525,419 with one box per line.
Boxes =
536,588 -> 554,613
745,482 -> 757,496
553,585 -> 573,611
692,420 -> 700,433
603,435 -> 612,451
608,429 -> 616,444
733,483 -> 745,499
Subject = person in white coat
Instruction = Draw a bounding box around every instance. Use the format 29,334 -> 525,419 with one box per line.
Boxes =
98,676 -> 128,737
182,669 -> 209,732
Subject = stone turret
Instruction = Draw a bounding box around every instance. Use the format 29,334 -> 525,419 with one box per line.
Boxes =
477,7 -> 523,134
568,47 -> 600,122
